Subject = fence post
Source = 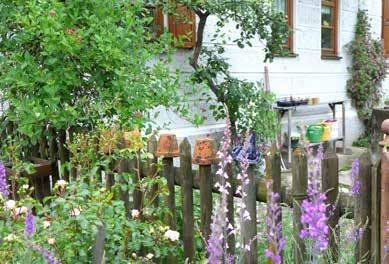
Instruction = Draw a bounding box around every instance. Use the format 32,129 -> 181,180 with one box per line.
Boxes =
292,147 -> 307,263
241,164 -> 258,263
147,135 -> 159,207
380,120 -> 389,263
355,151 -> 372,262
266,143 -> 283,261
131,152 -> 143,213
180,138 -> 195,261
156,134 -> 179,230
321,143 -> 339,262
118,158 -> 130,219
92,224 -> 106,264
193,138 -> 216,248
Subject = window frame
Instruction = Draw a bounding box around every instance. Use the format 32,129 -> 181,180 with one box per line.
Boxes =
274,0 -> 294,53
321,0 -> 339,58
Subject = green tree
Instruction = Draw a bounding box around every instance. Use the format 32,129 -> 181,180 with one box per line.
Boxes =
0,0 -> 182,145
157,0 -> 288,140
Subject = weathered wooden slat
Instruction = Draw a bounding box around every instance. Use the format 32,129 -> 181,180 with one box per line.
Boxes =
163,157 -> 176,229
147,136 -> 159,207
131,153 -> 143,212
292,147 -> 307,263
58,129 -> 69,181
355,151 -> 372,262
92,224 -> 106,264
118,158 -> 130,219
199,164 -> 212,248
371,160 -> 381,264
241,165 -> 257,263
321,144 -> 339,262
179,138 -> 195,261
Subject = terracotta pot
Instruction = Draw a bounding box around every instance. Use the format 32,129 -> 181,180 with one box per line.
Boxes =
155,133 -> 179,158
192,138 -> 217,165
6,157 -> 52,179
380,119 -> 389,146
122,128 -> 144,150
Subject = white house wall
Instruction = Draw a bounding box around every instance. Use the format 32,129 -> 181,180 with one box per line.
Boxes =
156,0 -> 389,146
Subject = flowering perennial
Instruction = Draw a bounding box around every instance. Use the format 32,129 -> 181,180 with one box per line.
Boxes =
25,212 -> 35,238
264,180 -> 285,264
0,162 -> 9,198
208,111 -> 234,264
29,242 -> 62,264
350,159 -> 361,196
300,145 -> 329,254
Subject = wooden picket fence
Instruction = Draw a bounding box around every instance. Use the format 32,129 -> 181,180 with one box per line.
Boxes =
1,124 -> 378,263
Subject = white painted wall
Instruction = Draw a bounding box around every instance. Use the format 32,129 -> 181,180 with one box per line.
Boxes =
156,0 -> 388,146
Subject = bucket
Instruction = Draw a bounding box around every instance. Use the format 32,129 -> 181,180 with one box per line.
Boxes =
321,123 -> 331,141
323,119 -> 338,139
306,125 -> 323,143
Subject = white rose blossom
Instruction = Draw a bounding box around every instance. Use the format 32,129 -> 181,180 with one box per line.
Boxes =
56,180 -> 68,188
131,209 -> 139,218
4,234 -> 17,242
4,200 -> 16,210
70,206 -> 82,217
163,229 -> 180,242
47,238 -> 56,245
146,253 -> 154,259
43,220 -> 51,228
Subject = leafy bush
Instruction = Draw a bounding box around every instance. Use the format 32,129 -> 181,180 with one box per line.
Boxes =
0,0 -> 182,144
347,9 -> 386,130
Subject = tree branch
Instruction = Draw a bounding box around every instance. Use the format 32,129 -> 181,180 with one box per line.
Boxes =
190,9 -> 222,102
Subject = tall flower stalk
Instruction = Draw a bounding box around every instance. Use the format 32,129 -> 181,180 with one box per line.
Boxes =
208,108 -> 234,264
300,145 -> 329,257
235,134 -> 254,254
0,162 -> 9,198
264,180 -> 285,264
350,159 -> 361,196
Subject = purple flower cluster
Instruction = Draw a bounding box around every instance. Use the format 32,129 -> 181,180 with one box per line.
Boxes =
300,144 -> 329,253
0,162 -> 9,198
208,111 -> 234,264
29,242 -> 62,264
264,180 -> 285,264
300,192 -> 329,253
25,212 -> 35,238
350,159 -> 361,196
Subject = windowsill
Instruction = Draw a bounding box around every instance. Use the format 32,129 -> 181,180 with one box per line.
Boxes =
274,52 -> 299,58
321,55 -> 342,60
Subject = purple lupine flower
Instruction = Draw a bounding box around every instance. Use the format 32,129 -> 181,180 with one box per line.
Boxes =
0,162 -> 9,198
29,242 -> 62,264
300,144 -> 329,254
265,180 -> 285,264
350,159 -> 361,196
307,145 -> 324,197
208,109 -> 234,264
24,212 -> 35,238
300,193 -> 329,253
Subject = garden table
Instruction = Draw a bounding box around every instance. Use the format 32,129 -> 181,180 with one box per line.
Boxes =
274,100 -> 346,166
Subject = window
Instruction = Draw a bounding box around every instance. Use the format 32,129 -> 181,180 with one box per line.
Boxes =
321,0 -> 338,58
273,0 -> 294,52
383,0 -> 389,57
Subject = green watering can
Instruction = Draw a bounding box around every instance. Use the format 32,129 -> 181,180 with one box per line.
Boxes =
306,124 -> 323,143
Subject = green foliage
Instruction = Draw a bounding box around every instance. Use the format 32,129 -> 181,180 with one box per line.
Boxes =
347,9 -> 386,129
0,0 -> 182,144
352,134 -> 370,148
0,131 -> 184,263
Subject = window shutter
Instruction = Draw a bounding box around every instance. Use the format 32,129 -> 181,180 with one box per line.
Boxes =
168,5 -> 196,48
384,0 -> 389,57
154,8 -> 164,38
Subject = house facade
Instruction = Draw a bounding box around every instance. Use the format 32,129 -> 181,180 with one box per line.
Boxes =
156,0 -> 389,146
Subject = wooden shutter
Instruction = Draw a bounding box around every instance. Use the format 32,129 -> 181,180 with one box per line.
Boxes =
154,8 -> 164,38
168,5 -> 196,49
383,0 -> 389,57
